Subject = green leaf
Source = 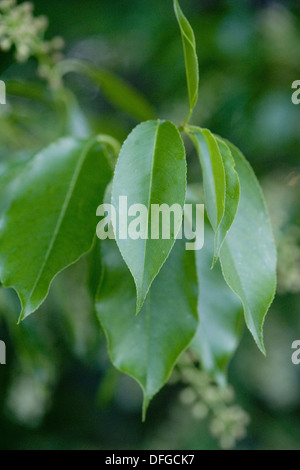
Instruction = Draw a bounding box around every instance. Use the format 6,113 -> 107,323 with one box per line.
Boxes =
0,137 -> 112,321
56,59 -> 156,122
0,154 -> 32,214
96,135 -> 121,169
96,237 -> 198,418
86,182 -> 114,302
96,364 -> 120,410
187,127 -> 226,257
191,219 -> 243,385
219,142 -> 277,353
111,120 -> 187,314
213,136 -> 240,263
86,237 -> 102,302
57,88 -> 91,138
174,0 -> 199,120
6,80 -> 53,106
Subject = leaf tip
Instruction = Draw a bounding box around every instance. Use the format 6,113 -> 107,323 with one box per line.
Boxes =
142,395 -> 150,422
136,282 -> 150,315
210,255 -> 218,270
258,339 -> 266,356
17,297 -> 26,324
251,327 -> 266,356
17,306 -> 28,324
135,295 -> 144,315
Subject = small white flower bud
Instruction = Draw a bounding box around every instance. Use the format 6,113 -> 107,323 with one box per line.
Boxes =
0,0 -> 16,12
35,15 -> 48,31
192,402 -> 208,419
16,44 -> 30,62
220,435 -> 235,450
51,36 -> 64,50
0,37 -> 11,50
210,418 -> 225,437
179,387 -> 197,405
19,2 -> 33,14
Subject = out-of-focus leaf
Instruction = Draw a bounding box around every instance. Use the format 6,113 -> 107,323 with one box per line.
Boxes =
0,154 -> 31,214
96,365 -> 119,410
56,59 -> 156,121
87,182 -> 113,301
96,237 -> 198,418
86,238 -> 102,302
6,81 -> 53,105
0,137 -> 112,321
220,141 -> 277,353
191,219 -> 243,385
57,88 -> 90,138
111,120 -> 186,313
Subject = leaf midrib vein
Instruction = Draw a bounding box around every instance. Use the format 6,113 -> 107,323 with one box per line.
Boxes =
27,140 -> 92,305
139,122 -> 160,300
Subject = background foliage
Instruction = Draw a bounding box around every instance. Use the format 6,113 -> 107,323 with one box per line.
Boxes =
0,0 -> 299,449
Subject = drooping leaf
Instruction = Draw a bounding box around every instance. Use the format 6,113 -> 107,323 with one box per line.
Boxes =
213,136 -> 240,263
6,80 -> 53,106
219,141 -> 277,353
187,127 -> 226,256
56,59 -> 156,122
191,219 -> 243,385
96,364 -> 120,410
57,88 -> 91,138
174,0 -> 199,119
0,153 -> 32,214
7,81 -> 90,140
96,237 -> 198,418
0,137 -> 112,321
86,237 -> 102,302
111,120 -> 186,314
96,135 -> 121,169
86,183 -> 114,302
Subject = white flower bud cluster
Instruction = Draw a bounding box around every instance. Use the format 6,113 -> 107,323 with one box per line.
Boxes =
175,352 -> 250,449
0,0 -> 64,80
277,224 -> 300,294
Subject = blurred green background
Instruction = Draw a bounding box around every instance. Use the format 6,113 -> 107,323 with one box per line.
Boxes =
0,0 -> 299,449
